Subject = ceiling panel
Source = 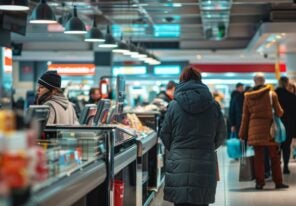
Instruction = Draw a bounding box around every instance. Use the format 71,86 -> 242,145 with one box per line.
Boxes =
5,0 -> 296,63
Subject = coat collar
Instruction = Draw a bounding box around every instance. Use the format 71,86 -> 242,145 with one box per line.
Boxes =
245,85 -> 271,99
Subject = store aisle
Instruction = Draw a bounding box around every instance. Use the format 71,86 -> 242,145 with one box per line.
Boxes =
151,146 -> 296,206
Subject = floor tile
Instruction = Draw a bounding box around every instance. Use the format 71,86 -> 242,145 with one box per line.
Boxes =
151,146 -> 296,206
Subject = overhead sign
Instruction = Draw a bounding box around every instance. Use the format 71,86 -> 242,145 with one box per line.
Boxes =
112,66 -> 147,76
191,64 -> 286,73
3,47 -> 12,73
154,65 -> 180,75
48,64 -> 96,76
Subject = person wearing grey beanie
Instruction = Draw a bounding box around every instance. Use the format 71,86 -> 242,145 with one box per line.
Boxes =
36,70 -> 78,125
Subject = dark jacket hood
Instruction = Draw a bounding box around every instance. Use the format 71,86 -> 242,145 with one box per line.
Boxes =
50,93 -> 69,110
174,80 -> 214,114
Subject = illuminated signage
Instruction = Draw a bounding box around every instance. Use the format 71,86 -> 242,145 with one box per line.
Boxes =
3,47 -> 12,73
154,65 -> 180,75
112,66 -> 147,76
48,64 -> 95,76
154,24 -> 180,37
112,24 -> 147,37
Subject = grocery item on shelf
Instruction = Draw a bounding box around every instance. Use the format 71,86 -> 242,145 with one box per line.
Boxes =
126,113 -> 153,134
0,110 -> 49,204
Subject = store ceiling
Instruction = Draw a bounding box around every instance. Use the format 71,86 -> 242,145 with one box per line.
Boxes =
11,0 -> 296,63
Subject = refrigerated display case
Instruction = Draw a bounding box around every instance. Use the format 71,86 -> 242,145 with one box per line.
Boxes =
24,124 -> 138,206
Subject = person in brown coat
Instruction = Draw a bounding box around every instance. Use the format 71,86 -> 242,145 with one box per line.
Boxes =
239,73 -> 289,190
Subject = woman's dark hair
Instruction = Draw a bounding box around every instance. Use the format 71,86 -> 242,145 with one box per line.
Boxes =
179,66 -> 202,82
89,88 -> 100,96
166,81 -> 176,90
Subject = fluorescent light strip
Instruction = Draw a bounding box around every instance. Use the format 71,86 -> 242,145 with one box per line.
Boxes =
30,20 -> 57,24
64,31 -> 87,34
0,5 -> 29,11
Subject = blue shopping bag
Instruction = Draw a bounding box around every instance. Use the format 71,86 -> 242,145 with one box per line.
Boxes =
272,114 -> 287,143
269,91 -> 286,144
226,133 -> 242,159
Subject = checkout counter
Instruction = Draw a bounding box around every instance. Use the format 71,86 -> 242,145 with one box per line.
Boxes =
15,76 -> 164,206
22,122 -> 159,206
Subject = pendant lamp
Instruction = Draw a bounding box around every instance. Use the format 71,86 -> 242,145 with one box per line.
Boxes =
64,5 -> 86,34
0,0 -> 29,11
112,36 -> 129,53
138,47 -> 148,58
128,42 -> 139,56
30,0 -> 57,24
85,18 -> 105,42
99,26 -> 117,48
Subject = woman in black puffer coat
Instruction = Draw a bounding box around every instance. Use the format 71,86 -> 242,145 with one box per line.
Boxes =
275,76 -> 296,174
160,66 -> 226,206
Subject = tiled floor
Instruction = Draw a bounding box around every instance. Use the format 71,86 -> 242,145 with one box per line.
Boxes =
151,146 -> 296,206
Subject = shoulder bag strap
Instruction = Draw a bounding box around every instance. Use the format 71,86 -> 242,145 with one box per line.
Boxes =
269,91 -> 274,113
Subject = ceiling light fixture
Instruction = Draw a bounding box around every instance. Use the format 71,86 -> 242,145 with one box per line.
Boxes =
113,36 -> 129,53
0,0 -> 29,11
85,18 -> 105,42
64,5 -> 87,34
127,42 -> 139,56
99,26 -> 117,48
30,0 -> 57,24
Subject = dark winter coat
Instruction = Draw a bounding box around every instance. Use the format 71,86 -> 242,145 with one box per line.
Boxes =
160,80 -> 226,205
229,90 -> 244,133
275,87 -> 296,138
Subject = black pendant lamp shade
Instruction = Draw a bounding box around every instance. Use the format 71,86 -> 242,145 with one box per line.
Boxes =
30,0 -> 57,24
85,19 -> 105,42
128,42 -> 139,56
137,47 -> 148,59
113,36 -> 129,53
64,5 -> 86,34
99,26 -> 117,48
0,0 -> 29,11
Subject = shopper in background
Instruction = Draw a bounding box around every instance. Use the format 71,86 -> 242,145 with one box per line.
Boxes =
36,70 -> 78,125
275,76 -> 296,174
213,90 -> 224,110
229,82 -> 244,136
239,73 -> 288,190
88,88 -> 101,104
157,80 -> 176,103
160,66 -> 226,206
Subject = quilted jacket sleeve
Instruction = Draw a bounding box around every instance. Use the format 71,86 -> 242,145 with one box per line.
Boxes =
160,102 -> 174,151
215,107 -> 227,149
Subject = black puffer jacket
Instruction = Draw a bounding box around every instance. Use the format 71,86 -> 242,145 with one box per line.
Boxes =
275,87 -> 296,138
160,80 -> 226,204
